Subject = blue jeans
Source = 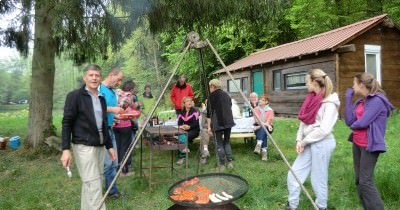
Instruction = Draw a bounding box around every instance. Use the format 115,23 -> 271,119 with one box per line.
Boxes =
255,127 -> 268,148
104,128 -> 119,195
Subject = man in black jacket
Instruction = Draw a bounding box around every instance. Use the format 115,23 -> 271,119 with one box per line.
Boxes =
207,79 -> 235,171
61,64 -> 116,210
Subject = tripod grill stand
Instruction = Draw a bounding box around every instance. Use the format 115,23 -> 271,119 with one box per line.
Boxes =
97,32 -> 319,210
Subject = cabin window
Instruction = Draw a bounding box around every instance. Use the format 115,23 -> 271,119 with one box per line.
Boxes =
285,72 -> 307,90
273,70 -> 281,91
228,77 -> 248,93
364,45 -> 381,83
241,77 -> 249,93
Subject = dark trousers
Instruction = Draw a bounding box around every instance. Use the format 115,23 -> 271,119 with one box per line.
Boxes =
215,128 -> 232,165
352,144 -> 384,210
114,127 -> 133,173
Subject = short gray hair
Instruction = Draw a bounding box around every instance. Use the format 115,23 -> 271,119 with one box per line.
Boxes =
209,79 -> 221,89
84,64 -> 101,74
250,92 -> 258,97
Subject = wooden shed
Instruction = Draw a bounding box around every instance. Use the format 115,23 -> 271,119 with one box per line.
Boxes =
215,14 -> 400,117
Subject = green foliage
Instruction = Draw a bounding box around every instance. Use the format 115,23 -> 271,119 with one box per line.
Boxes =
286,0 -> 400,39
148,0 -> 290,33
1,0 -> 150,64
100,19 -> 170,105
0,55 -> 30,104
53,58 -> 82,110
285,0 -> 340,38
145,0 -> 299,103
385,0 -> 400,23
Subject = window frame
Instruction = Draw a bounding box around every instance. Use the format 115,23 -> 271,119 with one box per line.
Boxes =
227,77 -> 249,93
241,77 -> 249,94
284,72 -> 307,90
364,44 -> 381,84
273,70 -> 282,91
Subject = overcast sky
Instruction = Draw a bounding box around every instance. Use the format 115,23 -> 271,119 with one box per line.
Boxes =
0,5 -> 23,61
0,47 -> 20,60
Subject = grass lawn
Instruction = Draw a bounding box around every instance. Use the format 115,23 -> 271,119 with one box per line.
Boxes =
0,109 -> 399,210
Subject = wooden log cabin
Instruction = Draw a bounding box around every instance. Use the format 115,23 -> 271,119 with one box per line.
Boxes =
215,14 -> 400,117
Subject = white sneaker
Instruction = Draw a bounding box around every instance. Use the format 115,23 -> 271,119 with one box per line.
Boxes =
181,148 -> 190,153
176,158 -> 185,165
200,157 -> 208,165
254,141 -> 262,154
227,162 -> 234,169
202,149 -> 210,158
261,150 -> 267,161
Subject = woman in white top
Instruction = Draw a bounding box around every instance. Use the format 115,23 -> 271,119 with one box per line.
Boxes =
286,69 -> 340,210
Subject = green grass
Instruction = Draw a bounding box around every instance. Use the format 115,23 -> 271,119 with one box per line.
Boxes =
0,110 -> 399,210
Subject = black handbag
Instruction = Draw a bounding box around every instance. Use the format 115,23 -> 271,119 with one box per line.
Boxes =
131,119 -> 139,131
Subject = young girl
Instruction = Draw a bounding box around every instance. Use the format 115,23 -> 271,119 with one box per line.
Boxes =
253,94 -> 274,161
286,69 -> 340,210
114,80 -> 137,175
345,73 -> 394,210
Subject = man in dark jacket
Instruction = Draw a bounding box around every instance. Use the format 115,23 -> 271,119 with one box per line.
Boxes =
61,64 -> 116,210
207,79 -> 235,170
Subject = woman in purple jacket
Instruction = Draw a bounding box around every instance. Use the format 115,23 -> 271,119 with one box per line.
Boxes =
345,73 -> 394,210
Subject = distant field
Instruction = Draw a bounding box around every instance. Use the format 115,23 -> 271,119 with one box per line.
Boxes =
0,104 -> 29,112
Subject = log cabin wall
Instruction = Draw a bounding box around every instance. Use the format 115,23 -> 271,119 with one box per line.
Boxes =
217,54 -> 337,117
338,23 -> 400,113
216,19 -> 399,118
266,54 -> 336,117
217,70 -> 251,107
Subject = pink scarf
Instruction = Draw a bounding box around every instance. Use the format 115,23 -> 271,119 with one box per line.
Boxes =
298,90 -> 325,124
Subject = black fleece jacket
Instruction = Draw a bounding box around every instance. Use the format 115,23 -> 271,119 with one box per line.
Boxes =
207,89 -> 235,131
62,85 -> 112,150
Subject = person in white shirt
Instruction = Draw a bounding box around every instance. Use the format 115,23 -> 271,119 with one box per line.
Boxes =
286,69 -> 340,210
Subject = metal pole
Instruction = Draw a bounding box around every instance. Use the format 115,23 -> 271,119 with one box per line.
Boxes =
97,43 -> 192,210
206,39 -> 319,210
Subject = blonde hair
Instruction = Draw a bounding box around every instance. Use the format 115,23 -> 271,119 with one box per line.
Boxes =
308,69 -> 333,98
354,73 -> 385,95
209,79 -> 221,89
181,96 -> 193,110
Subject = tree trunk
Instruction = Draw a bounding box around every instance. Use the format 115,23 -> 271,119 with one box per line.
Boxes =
26,1 -> 56,148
